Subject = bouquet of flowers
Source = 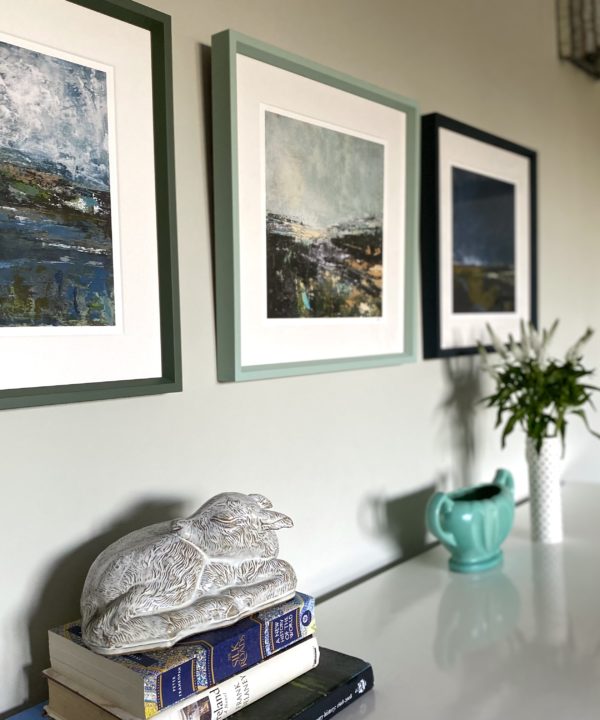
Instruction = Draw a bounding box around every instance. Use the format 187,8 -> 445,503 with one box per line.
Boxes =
478,320 -> 599,453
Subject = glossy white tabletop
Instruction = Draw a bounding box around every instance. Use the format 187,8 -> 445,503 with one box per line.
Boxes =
316,482 -> 600,720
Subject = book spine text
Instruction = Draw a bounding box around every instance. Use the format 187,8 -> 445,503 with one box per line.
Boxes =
164,636 -> 319,720
293,663 -> 374,720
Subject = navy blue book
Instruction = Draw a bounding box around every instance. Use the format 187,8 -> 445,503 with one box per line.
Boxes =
48,592 -> 315,719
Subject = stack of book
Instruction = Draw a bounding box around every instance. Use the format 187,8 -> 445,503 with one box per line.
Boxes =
44,592 -> 373,720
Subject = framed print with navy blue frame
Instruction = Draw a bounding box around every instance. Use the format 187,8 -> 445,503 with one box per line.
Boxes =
211,30 -> 419,381
421,113 -> 537,359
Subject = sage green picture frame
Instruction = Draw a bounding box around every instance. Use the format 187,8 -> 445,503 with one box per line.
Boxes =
211,30 -> 419,382
0,0 -> 181,410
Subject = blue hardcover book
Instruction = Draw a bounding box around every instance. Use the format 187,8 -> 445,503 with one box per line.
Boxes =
48,592 -> 315,719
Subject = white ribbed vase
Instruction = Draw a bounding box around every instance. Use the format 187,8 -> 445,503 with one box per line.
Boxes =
526,436 -> 564,543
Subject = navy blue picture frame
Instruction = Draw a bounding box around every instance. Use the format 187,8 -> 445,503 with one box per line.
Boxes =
420,113 -> 537,359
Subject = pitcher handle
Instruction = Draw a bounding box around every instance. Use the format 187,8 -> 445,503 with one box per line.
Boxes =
426,492 -> 457,549
493,468 -> 514,495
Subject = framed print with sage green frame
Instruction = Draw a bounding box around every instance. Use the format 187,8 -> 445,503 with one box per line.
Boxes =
421,113 -> 537,359
0,0 -> 181,409
211,30 -> 419,381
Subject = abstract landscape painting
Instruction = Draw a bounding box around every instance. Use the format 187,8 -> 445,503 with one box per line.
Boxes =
452,167 -> 515,314
265,111 -> 384,319
0,38 -> 115,328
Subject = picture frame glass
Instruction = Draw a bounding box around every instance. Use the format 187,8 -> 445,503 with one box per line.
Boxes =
420,113 -> 536,359
439,127 -> 532,352
0,0 -> 179,405
237,55 -> 408,367
214,35 -> 418,380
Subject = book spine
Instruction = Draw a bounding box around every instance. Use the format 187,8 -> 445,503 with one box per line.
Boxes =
203,594 -> 315,684
153,593 -> 316,716
160,636 -> 320,720
47,678 -> 116,720
49,594 -> 316,719
291,663 -> 374,720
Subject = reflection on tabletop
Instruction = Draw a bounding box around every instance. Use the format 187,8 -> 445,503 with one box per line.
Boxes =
434,568 -> 520,669
433,542 -> 600,719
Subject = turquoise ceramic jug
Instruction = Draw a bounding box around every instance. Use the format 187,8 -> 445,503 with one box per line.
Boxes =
426,469 -> 515,573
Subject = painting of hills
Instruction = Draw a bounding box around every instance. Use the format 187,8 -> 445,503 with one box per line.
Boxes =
265,111 -> 384,319
0,39 -> 115,328
452,167 -> 515,314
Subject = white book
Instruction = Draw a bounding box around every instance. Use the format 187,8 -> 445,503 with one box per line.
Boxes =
45,635 -> 320,720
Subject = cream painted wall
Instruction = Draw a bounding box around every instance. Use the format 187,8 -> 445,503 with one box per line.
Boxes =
3,0 -> 600,715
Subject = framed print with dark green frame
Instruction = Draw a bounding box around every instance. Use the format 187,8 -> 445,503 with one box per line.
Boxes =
211,30 -> 419,381
0,0 -> 180,409
421,113 -> 537,358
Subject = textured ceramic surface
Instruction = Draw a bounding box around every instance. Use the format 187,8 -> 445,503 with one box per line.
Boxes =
526,436 -> 563,543
426,469 -> 515,573
80,493 -> 297,654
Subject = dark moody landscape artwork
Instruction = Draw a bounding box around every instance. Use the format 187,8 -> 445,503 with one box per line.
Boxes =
265,111 -> 384,319
0,39 -> 115,327
452,167 -> 515,314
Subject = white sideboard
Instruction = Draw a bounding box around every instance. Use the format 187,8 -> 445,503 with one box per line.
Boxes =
316,482 -> 600,720
11,483 -> 600,720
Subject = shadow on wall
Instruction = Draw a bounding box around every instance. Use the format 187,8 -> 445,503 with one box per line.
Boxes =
2,499 -> 185,720
316,356 -> 484,605
376,484 -> 438,559
438,355 -> 483,489
317,483 -> 438,605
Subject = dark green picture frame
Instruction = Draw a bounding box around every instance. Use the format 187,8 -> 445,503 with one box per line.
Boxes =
211,30 -> 419,382
0,0 -> 181,410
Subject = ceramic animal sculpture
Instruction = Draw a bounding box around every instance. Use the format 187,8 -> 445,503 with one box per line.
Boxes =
80,493 -> 297,654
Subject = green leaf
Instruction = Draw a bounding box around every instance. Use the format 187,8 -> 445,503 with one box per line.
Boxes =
479,319 -> 600,451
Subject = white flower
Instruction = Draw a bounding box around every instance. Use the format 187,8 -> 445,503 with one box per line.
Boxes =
478,341 -> 502,381
529,323 -> 541,359
509,333 -> 526,362
543,320 -> 559,350
566,327 -> 594,363
519,320 -> 530,359
486,323 -> 509,359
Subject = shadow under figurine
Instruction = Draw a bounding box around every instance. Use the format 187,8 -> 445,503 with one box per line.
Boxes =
80,492 -> 297,655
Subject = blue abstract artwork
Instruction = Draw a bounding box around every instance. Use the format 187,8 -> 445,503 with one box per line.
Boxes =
452,167 -> 515,314
0,39 -> 115,327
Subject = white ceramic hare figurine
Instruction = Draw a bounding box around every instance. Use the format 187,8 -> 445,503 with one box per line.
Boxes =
80,493 -> 297,655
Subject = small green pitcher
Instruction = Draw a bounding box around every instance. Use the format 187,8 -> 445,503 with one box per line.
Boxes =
426,469 -> 515,573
